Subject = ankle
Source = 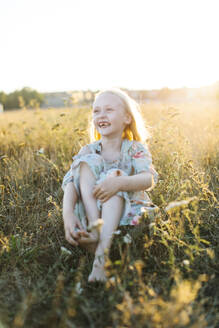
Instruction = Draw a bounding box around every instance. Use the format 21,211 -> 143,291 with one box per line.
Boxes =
94,253 -> 105,266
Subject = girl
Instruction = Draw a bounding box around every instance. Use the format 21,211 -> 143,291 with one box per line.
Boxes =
62,88 -> 158,282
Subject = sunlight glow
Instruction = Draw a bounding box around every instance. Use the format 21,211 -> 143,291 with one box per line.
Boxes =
0,0 -> 218,92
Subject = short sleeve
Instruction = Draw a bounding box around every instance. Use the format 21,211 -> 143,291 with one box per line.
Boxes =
72,144 -> 91,161
129,141 -> 158,189
61,145 -> 91,191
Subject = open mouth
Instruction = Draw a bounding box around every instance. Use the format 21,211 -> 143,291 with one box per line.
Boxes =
98,121 -> 111,128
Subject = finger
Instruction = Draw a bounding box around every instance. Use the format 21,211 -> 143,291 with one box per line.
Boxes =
65,233 -> 78,246
75,219 -> 84,231
100,193 -> 109,201
101,192 -> 114,202
93,187 -> 101,198
69,228 -> 80,240
69,222 -> 88,237
99,191 -> 108,199
77,229 -> 90,237
75,221 -> 90,237
100,196 -> 110,203
94,183 -> 104,192
94,191 -> 103,199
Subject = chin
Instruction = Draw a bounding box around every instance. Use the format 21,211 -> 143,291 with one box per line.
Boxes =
98,129 -> 112,136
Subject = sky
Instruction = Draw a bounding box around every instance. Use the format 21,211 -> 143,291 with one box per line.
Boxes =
0,0 -> 219,93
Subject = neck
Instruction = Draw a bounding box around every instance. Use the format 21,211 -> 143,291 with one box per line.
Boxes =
101,136 -> 123,152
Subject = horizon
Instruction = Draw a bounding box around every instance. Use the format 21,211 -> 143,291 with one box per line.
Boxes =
1,80 -> 219,95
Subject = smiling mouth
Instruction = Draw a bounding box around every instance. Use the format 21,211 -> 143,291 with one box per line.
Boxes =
98,122 -> 111,128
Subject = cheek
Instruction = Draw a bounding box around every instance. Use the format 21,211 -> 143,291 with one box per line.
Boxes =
93,118 -> 98,127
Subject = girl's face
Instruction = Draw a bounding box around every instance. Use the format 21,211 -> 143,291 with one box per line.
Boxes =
92,93 -> 131,139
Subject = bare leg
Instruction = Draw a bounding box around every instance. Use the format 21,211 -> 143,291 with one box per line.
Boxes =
78,162 -> 100,252
88,195 -> 124,282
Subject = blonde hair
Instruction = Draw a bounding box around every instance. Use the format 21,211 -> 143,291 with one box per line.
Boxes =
90,88 -> 150,143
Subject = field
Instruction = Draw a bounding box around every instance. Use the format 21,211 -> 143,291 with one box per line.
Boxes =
0,102 -> 218,328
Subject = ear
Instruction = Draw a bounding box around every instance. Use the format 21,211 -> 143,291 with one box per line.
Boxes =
124,113 -> 132,125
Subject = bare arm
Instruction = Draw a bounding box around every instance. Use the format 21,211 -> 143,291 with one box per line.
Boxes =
63,182 -> 88,245
93,172 -> 154,203
63,182 -> 78,218
117,171 -> 153,192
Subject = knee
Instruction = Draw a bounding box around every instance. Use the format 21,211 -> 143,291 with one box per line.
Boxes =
80,162 -> 94,178
80,161 -> 89,171
79,162 -> 97,192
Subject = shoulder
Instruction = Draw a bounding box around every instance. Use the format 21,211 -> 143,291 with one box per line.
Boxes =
72,144 -> 92,160
73,140 -> 101,158
128,140 -> 150,156
78,144 -> 92,156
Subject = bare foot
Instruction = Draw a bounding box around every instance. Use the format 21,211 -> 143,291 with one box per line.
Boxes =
77,219 -> 103,253
77,229 -> 99,244
88,255 -> 107,282
77,229 -> 98,253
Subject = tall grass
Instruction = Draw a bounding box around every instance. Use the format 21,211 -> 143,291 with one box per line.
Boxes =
0,102 -> 218,327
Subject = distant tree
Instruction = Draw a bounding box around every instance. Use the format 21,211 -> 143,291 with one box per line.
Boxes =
2,87 -> 44,110
5,91 -> 20,109
18,95 -> 26,110
20,87 -> 44,109
0,91 -> 7,106
28,98 -> 40,109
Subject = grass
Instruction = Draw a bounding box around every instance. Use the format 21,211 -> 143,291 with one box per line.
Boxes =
0,102 -> 218,327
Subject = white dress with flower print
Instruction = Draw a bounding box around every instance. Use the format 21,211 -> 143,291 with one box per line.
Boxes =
62,139 -> 159,229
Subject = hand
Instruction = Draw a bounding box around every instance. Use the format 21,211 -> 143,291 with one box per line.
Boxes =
64,214 -> 89,246
93,176 -> 120,203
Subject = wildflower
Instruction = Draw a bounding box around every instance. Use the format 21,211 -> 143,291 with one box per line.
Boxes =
134,260 -> 144,276
165,197 -> 197,212
123,233 -> 132,244
131,215 -> 141,225
109,276 -> 116,283
149,222 -> 156,236
75,282 -> 83,294
106,276 -> 116,288
0,235 -> 10,253
87,218 -> 104,233
183,259 -> 190,266
46,195 -> 52,202
60,246 -> 72,256
37,147 -> 44,154
113,230 -> 121,235
149,222 -> 155,230
206,248 -> 215,259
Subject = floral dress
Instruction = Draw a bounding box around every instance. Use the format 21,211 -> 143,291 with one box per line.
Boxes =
62,138 -> 159,229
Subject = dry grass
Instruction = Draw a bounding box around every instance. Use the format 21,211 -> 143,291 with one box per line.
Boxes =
0,102 -> 218,327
